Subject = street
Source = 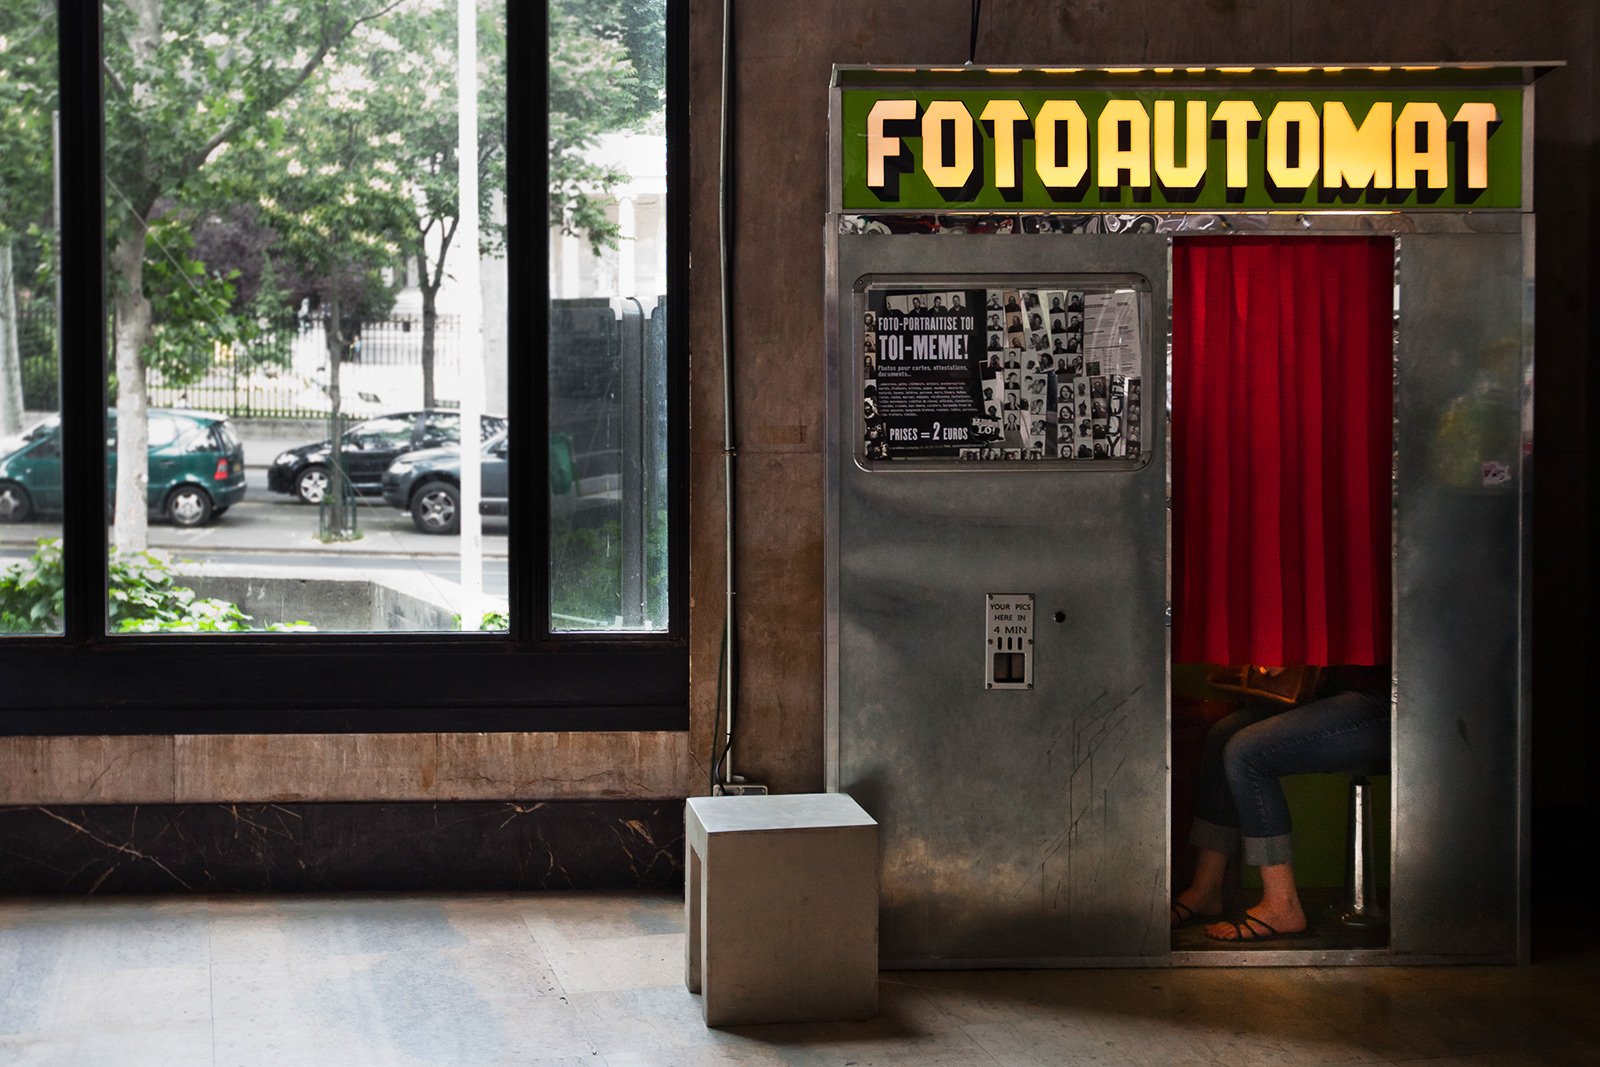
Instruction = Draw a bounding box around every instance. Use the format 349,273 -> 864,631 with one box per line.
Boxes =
0,472 -> 512,600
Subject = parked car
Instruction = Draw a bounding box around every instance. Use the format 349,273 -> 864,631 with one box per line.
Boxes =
267,410 -> 507,504
0,409 -> 246,527
380,431 -> 622,535
382,431 -> 511,534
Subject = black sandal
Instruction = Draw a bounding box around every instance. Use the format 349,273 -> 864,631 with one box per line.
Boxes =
1170,899 -> 1220,929
1204,911 -> 1308,943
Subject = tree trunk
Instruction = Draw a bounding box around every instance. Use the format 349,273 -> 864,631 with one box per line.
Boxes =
323,293 -> 350,535
111,225 -> 152,554
419,259 -> 438,410
0,241 -> 24,436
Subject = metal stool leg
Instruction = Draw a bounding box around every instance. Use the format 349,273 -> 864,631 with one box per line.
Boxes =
1338,774 -> 1388,928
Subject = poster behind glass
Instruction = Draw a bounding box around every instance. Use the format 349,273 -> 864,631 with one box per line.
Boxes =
860,281 -> 1147,465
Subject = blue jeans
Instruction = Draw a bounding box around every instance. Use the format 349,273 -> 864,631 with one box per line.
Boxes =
1189,689 -> 1390,867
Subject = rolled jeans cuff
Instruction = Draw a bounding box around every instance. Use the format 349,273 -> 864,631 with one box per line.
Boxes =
1242,833 -> 1294,867
1190,817 -> 1239,855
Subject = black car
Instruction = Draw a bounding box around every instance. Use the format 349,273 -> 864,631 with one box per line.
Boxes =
381,431 -> 510,534
267,410 -> 507,504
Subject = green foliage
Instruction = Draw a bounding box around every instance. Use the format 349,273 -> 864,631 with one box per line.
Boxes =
99,2 -> 390,237
141,216 -> 256,388
548,507 -> 669,629
452,609 -> 509,632
549,0 -> 665,252
0,3 -> 56,242
551,521 -> 621,626
20,348 -> 55,409
0,537 -> 62,632
0,539 -> 314,633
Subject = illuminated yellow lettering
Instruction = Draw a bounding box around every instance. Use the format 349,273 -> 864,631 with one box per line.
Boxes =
1153,99 -> 1207,189
1096,99 -> 1151,188
1034,99 -> 1088,190
1395,101 -> 1448,189
1211,100 -> 1262,189
921,99 -> 976,191
1323,101 -> 1393,189
979,98 -> 1029,192
1453,101 -> 1499,189
1265,100 -> 1320,188
866,98 -> 917,193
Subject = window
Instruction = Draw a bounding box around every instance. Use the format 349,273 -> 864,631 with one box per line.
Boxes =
0,1 -> 686,733
0,0 -> 62,631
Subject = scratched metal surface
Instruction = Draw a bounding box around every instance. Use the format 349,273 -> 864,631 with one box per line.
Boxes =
831,234 -> 1171,964
1391,228 -> 1529,961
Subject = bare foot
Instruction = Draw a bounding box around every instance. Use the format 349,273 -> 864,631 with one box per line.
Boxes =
1204,901 -> 1307,942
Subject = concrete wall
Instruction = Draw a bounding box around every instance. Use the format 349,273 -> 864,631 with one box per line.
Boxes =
686,0 -> 1600,805
181,566 -> 461,632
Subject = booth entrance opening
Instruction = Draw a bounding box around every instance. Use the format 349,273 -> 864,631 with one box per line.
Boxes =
1168,235 -> 1396,953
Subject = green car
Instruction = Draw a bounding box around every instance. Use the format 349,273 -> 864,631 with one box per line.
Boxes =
0,409 -> 247,527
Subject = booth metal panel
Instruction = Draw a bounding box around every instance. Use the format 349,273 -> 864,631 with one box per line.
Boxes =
1391,225 -> 1532,962
829,234 -> 1170,965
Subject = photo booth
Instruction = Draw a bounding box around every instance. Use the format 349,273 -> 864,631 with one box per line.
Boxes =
824,64 -> 1548,965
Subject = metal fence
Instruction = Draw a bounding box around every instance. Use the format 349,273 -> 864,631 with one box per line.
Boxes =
145,315 -> 465,418
13,301 -> 58,411
11,306 -> 464,418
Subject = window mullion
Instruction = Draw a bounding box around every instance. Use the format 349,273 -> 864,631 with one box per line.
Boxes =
507,0 -> 548,644
665,0 -> 689,642
56,0 -> 108,646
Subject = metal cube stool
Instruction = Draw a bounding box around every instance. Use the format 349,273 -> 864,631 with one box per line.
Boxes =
685,793 -> 879,1027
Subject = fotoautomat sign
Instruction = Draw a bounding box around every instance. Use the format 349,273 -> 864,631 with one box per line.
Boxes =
839,77 -> 1524,213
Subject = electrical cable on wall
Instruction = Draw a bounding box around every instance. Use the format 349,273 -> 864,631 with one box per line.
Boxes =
713,0 -> 739,793
711,0 -> 987,795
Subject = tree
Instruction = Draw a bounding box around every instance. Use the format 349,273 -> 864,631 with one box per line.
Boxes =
100,0 -> 403,551
218,15 -> 422,535
0,3 -> 56,438
549,0 -> 665,253
327,1 -> 506,411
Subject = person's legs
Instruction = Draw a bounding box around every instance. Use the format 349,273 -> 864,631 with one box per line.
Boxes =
1173,705 -> 1278,925
1205,690 -> 1389,940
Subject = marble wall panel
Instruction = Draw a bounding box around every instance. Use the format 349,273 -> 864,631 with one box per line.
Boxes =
0,801 -> 684,895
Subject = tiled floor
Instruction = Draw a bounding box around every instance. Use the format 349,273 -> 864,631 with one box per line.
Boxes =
2,892 -> 1597,1066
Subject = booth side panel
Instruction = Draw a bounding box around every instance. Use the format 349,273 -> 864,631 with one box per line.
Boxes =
831,234 -> 1170,965
1393,230 -> 1527,961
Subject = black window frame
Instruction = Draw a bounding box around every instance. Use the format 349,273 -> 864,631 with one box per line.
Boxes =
0,0 -> 690,736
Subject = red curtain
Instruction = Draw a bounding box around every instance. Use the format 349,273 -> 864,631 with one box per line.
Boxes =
1172,237 -> 1392,667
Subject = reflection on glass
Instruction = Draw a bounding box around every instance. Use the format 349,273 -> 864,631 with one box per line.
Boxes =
0,1 -> 64,635
93,0 -> 507,634
548,0 -> 669,632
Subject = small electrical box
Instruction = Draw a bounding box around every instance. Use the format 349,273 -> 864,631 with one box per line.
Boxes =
985,593 -> 1034,690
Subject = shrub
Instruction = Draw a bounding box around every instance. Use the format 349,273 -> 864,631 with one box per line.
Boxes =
0,539 -> 314,633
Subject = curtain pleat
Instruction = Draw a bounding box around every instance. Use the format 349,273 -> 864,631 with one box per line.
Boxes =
1172,237 -> 1393,667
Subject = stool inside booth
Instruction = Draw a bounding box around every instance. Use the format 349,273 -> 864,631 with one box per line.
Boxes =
1167,236 -> 1394,951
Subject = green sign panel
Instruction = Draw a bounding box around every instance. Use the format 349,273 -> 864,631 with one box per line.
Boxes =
840,86 -> 1523,212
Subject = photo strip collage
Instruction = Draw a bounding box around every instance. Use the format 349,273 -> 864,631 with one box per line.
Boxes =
862,286 -> 1142,462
